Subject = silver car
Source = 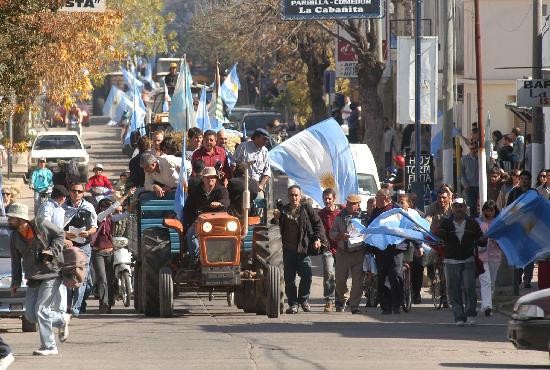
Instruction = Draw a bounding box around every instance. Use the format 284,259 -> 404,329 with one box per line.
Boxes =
0,218 -> 36,332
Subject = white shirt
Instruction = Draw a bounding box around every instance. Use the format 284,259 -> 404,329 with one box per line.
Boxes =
234,140 -> 271,182
453,219 -> 466,241
36,199 -> 65,228
144,155 -> 181,191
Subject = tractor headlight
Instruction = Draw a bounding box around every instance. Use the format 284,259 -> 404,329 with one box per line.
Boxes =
226,221 -> 238,232
202,222 -> 213,233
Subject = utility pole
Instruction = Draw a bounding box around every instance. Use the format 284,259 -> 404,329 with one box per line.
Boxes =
531,0 -> 544,183
412,0 -> 424,210
442,0 -> 455,186
474,0 -> 487,207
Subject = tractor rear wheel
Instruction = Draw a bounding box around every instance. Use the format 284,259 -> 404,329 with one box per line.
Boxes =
159,266 -> 173,318
141,227 -> 171,317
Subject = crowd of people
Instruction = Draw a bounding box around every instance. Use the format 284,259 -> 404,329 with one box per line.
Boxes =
2,116 -> 548,369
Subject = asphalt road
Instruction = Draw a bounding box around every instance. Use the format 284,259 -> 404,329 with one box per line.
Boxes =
2,121 -> 548,369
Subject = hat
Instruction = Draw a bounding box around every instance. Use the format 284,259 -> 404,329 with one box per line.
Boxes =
93,163 -> 103,171
169,62 -> 178,68
253,128 -> 270,138
202,167 -> 217,178
346,194 -> 362,203
6,203 -> 30,222
38,157 -> 46,163
452,197 -> 465,205
52,185 -> 70,197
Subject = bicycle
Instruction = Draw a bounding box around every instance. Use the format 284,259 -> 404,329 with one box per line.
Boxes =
429,245 -> 448,309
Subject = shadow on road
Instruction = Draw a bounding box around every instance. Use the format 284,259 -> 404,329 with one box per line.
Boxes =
439,363 -> 550,369
199,320 -> 509,342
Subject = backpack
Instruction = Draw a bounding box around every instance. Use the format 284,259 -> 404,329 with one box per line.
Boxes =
61,247 -> 87,288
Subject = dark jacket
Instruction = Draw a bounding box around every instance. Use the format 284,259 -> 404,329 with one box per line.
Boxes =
227,177 -> 259,218
435,216 -> 483,261
507,186 -> 531,206
128,152 -> 146,188
182,183 -> 230,228
10,220 -> 65,287
278,202 -> 325,255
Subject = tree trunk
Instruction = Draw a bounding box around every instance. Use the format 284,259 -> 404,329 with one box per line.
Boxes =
298,33 -> 331,124
357,56 -> 385,176
13,111 -> 28,143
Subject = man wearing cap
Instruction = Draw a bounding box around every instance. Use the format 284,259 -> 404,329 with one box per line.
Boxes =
8,203 -> 70,355
164,62 -> 179,97
183,167 -> 230,266
330,194 -> 364,314
85,164 -> 113,192
30,158 -> 54,215
191,130 -> 231,181
434,197 -> 485,326
234,128 -> 271,194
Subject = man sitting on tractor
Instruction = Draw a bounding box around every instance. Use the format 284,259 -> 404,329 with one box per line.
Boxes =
182,167 -> 230,267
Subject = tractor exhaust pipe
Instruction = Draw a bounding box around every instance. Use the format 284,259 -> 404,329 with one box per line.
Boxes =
241,161 -> 253,238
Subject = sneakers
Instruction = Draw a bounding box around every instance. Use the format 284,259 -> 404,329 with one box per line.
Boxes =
59,313 -> 71,342
324,300 -> 334,312
466,317 -> 476,326
455,320 -> 465,326
484,307 -> 492,317
335,305 -> 345,313
0,353 -> 14,369
33,348 -> 58,356
351,309 -> 362,314
285,305 -> 298,314
300,301 -> 311,313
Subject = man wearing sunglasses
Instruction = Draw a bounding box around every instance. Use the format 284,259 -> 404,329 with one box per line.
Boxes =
63,183 -> 97,317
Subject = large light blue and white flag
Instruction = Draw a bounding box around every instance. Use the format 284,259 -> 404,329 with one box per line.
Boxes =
143,58 -> 157,90
121,67 -> 143,93
169,57 -> 194,132
220,63 -> 240,113
174,138 -> 188,221
351,208 -> 438,250
269,118 -> 358,205
125,83 -> 146,144
103,85 -> 134,123
487,190 -> 550,267
162,80 -> 171,113
195,86 -> 211,130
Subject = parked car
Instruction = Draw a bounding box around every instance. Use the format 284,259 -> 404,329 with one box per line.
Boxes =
28,131 -> 91,182
241,112 -> 283,138
508,288 -> 550,357
0,217 -> 36,332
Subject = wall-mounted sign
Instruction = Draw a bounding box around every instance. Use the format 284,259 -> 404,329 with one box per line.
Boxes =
516,79 -> 550,107
61,0 -> 106,12
281,0 -> 383,20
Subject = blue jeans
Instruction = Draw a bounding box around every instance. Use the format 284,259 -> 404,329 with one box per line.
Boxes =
283,248 -> 312,307
466,186 -> 479,218
322,251 -> 336,301
185,224 -> 199,261
445,261 -> 477,322
72,243 -> 91,316
25,278 -> 66,350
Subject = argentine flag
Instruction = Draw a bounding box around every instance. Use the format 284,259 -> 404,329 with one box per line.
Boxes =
121,67 -> 143,94
269,118 -> 358,205
352,208 -> 438,250
169,57 -> 194,132
220,63 -> 240,113
103,86 -> 134,124
125,82 -> 146,144
195,86 -> 211,130
174,138 -> 188,221
487,190 -> 550,267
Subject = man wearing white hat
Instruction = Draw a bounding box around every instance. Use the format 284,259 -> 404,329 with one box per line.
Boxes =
8,203 -> 70,356
434,197 -> 486,326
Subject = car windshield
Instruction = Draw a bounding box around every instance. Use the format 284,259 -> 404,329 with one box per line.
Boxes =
34,135 -> 82,150
0,232 -> 11,258
357,174 -> 378,196
243,114 -> 282,136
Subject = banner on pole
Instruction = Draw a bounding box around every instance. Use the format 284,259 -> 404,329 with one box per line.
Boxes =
335,25 -> 358,78
60,0 -> 107,12
396,37 -> 438,125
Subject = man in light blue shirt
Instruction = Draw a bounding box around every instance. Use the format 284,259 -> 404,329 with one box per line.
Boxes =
30,158 -> 53,215
36,185 -> 69,229
234,129 -> 271,192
